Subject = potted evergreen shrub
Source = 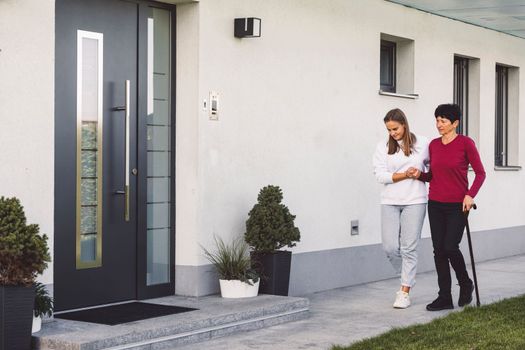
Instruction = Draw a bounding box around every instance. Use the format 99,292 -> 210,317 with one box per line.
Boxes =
32,281 -> 53,333
202,236 -> 259,298
0,197 -> 50,350
244,185 -> 300,296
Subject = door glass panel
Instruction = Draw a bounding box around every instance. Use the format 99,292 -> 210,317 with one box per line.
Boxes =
146,8 -> 171,286
76,30 -> 103,269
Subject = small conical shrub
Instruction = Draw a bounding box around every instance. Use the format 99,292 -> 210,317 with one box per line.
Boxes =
0,197 -> 50,286
244,185 -> 300,253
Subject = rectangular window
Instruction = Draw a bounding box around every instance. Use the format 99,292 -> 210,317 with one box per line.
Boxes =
495,65 -> 508,167
380,40 -> 396,93
146,8 -> 172,286
454,57 -> 469,135
379,34 -> 415,96
495,64 -> 520,168
76,30 -> 103,269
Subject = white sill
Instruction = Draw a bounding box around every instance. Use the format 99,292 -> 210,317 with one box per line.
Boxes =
494,165 -> 522,171
378,90 -> 419,99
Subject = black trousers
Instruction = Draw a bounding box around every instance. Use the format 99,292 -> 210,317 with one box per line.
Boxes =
428,200 -> 471,297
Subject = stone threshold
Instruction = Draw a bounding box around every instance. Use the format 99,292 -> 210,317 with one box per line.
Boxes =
32,294 -> 309,349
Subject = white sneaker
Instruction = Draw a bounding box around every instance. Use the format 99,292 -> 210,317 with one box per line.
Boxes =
393,291 -> 411,309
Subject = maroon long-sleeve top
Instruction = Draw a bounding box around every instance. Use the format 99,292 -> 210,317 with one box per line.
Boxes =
419,135 -> 486,203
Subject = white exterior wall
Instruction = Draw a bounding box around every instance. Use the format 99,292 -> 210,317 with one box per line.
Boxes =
177,0 -> 525,269
175,3 -> 202,268
0,0 -> 55,285
1,0 -> 524,295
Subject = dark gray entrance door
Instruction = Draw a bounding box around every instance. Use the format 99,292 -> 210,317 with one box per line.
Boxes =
54,0 -> 139,311
55,0 -> 176,312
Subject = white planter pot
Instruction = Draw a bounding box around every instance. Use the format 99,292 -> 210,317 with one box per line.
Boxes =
32,315 -> 42,333
219,279 -> 259,298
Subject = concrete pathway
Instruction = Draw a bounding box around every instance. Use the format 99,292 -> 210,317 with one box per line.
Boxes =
175,254 -> 525,350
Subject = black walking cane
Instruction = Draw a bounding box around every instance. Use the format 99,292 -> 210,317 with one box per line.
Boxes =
465,203 -> 480,307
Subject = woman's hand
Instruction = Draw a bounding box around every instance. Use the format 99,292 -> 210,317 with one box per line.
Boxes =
406,167 -> 421,179
463,195 -> 475,212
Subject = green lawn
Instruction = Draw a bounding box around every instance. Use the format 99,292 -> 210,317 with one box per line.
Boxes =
332,294 -> 525,350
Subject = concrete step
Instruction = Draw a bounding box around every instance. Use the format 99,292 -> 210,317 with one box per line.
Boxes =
33,294 -> 309,349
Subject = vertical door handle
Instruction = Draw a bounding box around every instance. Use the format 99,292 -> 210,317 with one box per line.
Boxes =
113,80 -> 131,221
124,80 -> 130,222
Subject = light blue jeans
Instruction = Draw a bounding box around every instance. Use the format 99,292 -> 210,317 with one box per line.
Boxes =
381,204 -> 426,287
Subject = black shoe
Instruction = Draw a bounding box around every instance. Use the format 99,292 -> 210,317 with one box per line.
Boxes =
458,280 -> 474,307
426,295 -> 453,311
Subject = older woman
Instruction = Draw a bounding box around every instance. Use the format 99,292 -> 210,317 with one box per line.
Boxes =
409,104 -> 486,311
373,108 -> 429,309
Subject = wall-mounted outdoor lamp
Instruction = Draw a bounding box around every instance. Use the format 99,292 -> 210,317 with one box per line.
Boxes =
234,17 -> 261,38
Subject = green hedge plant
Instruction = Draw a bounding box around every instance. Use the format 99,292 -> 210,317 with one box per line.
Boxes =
0,197 -> 50,286
244,185 -> 300,253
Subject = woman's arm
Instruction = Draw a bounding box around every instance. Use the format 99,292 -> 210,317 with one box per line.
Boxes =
411,138 -> 432,182
417,169 -> 432,182
462,138 -> 486,211
407,167 -> 432,182
465,139 -> 486,198
373,143 -> 411,184
372,143 -> 394,184
392,172 -> 411,183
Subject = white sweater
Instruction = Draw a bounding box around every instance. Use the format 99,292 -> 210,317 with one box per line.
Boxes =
373,135 -> 429,205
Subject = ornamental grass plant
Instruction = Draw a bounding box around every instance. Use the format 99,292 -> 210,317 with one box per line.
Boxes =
202,236 -> 259,285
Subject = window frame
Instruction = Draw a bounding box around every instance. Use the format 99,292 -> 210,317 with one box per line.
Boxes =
380,40 -> 396,93
454,56 -> 469,136
495,65 -> 509,167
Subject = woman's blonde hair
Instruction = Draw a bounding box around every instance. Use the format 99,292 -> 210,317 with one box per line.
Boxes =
383,108 -> 417,156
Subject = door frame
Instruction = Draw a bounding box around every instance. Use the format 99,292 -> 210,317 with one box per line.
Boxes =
53,0 -> 177,310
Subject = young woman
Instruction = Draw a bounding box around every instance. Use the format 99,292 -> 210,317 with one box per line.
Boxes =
373,108 -> 429,309
409,104 -> 486,311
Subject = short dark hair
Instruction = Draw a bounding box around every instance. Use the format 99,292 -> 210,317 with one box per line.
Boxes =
434,104 -> 461,123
